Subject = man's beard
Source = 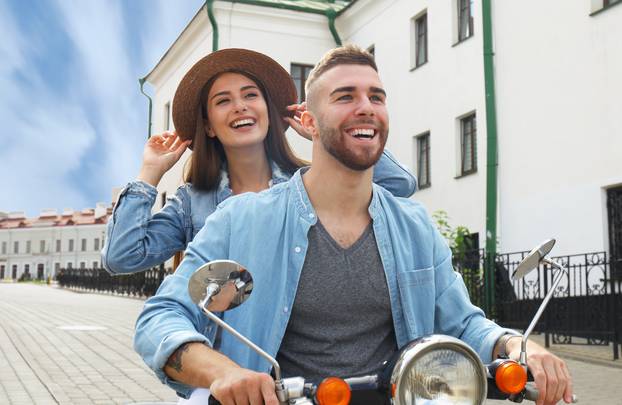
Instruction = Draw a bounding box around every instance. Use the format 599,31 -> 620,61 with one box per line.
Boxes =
318,120 -> 388,171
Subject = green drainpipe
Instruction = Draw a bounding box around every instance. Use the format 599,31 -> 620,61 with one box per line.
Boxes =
325,9 -> 342,45
206,0 -> 219,51
138,77 -> 152,139
482,0 -> 498,317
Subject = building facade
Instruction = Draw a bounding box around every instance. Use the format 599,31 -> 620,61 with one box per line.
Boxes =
143,0 -> 622,258
0,204 -> 112,280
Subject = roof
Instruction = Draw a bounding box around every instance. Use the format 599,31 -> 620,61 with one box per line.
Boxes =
0,207 -> 113,230
226,0 -> 356,15
142,0 -> 357,83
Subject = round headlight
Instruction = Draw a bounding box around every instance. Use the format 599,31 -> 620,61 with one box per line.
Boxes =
391,335 -> 487,405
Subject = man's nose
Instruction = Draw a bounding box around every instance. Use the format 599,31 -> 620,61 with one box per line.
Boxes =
355,97 -> 375,116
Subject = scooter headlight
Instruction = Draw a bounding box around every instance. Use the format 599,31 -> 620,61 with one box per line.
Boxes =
391,335 -> 487,405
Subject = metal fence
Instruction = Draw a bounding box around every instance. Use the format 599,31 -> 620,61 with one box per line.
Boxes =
57,249 -> 622,359
457,249 -> 622,360
57,266 -> 171,298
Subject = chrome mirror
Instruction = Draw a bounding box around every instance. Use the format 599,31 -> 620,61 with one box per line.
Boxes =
188,259 -> 253,312
512,238 -> 556,280
187,260 -> 284,390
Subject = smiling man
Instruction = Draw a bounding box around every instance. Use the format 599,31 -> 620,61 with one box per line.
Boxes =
134,45 -> 573,405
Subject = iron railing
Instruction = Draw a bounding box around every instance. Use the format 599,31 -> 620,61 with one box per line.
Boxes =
458,249 -> 621,360
57,249 -> 621,359
57,266 -> 170,298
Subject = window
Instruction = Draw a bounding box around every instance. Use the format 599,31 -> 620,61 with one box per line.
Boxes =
1,241 -> 6,255
415,133 -> 431,188
81,238 -> 87,252
26,241 -> 31,254
367,45 -> 375,58
54,262 -> 60,273
457,0 -> 474,42
14,241 -> 19,254
80,262 -> 86,269
92,261 -> 99,269
68,239 -> 74,252
94,238 -> 100,251
40,240 -> 46,253
164,102 -> 171,130
0,265 -> 4,279
24,264 -> 30,275
56,239 -> 61,252
414,13 -> 428,67
291,63 -> 314,103
460,113 -> 477,176
67,262 -> 73,269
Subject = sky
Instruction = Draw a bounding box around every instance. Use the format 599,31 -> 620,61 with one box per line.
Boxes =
0,0 -> 204,217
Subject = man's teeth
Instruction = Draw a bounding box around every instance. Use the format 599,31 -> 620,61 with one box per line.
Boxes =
232,119 -> 255,128
350,128 -> 375,138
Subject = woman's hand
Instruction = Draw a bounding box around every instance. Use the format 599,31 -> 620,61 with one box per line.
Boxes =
284,102 -> 312,140
137,131 -> 191,187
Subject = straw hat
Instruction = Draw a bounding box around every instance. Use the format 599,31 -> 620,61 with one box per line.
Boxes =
172,48 -> 298,145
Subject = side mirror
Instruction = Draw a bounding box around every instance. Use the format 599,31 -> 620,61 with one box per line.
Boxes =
188,260 -> 253,312
512,239 -> 556,280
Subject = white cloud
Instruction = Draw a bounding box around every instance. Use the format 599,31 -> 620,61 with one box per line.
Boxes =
0,0 -> 201,216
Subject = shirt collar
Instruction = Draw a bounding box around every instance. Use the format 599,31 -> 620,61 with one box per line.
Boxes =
289,167 -> 381,224
216,160 -> 293,204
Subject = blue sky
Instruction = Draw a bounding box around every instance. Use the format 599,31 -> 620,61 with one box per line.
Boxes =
0,0 -> 204,217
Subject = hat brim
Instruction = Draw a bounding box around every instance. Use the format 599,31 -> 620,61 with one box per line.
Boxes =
172,48 -> 298,146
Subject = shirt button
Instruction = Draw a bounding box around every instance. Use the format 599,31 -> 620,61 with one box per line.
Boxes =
294,246 -> 301,253
283,307 -> 288,313
308,213 -> 315,219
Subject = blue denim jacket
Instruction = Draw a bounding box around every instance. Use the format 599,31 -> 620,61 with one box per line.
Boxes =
134,169 -> 509,399
102,150 -> 416,274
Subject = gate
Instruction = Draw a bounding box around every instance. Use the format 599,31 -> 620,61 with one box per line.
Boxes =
492,251 -> 621,360
608,186 -> 622,280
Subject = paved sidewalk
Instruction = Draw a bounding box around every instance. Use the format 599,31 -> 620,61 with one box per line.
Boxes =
0,283 -> 177,405
1,283 -> 621,404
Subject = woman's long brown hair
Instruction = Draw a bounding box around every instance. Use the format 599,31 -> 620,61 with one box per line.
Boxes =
184,71 -> 308,191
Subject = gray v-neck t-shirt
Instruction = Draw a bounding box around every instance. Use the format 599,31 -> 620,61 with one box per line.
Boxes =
276,221 -> 397,382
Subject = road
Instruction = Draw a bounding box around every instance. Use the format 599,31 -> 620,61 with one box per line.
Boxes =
1,282 -> 621,404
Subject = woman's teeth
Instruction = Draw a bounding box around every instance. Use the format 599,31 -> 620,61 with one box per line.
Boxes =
231,119 -> 255,128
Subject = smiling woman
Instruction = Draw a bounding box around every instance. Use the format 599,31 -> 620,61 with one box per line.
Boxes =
101,48 -> 417,276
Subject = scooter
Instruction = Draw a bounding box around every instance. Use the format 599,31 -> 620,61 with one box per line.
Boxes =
187,239 -> 577,405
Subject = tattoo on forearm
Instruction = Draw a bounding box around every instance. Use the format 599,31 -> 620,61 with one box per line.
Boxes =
167,342 -> 191,373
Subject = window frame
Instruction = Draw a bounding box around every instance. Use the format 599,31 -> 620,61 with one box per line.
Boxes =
459,113 -> 478,176
457,0 -> 474,43
415,13 -> 428,68
290,63 -> 314,103
415,132 -> 431,189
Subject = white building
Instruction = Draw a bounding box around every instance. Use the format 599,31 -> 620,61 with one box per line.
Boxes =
142,0 -> 622,260
0,204 -> 112,280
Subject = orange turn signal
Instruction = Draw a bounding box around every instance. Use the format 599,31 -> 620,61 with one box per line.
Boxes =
495,360 -> 528,395
316,377 -> 351,405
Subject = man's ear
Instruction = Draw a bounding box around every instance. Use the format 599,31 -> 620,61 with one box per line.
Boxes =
203,119 -> 216,138
300,111 -> 319,140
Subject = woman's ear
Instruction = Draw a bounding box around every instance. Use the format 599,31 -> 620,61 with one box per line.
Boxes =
204,119 -> 216,138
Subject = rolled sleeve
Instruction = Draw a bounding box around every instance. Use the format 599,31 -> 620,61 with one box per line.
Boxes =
102,181 -> 187,274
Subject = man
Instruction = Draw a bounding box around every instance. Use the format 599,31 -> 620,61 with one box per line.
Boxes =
135,45 -> 573,405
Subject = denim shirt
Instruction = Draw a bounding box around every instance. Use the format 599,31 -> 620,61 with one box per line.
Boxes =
133,169 -> 509,399
102,150 -> 416,274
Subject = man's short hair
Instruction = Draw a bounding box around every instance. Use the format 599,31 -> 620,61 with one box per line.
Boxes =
305,44 -> 378,107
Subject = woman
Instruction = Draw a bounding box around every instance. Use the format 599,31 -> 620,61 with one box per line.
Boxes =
102,48 -> 416,275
